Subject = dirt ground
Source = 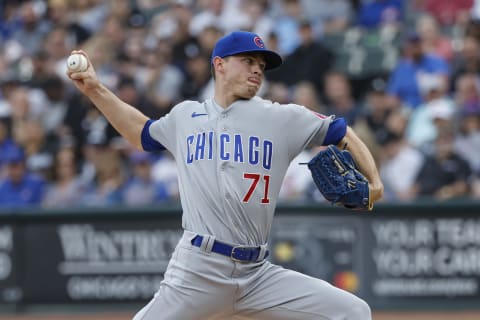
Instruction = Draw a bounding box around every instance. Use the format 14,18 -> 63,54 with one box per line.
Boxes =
1,311 -> 480,320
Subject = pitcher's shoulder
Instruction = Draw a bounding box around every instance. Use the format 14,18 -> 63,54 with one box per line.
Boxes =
172,100 -> 204,111
168,100 -> 206,116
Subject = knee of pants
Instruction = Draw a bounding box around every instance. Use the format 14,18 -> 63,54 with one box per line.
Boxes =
347,297 -> 371,320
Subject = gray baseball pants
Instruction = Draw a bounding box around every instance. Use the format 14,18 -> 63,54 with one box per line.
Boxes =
133,230 -> 371,320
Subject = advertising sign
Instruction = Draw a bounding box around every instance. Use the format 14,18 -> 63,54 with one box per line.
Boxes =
0,225 -> 22,304
365,217 -> 480,300
21,218 -> 182,303
270,215 -> 365,295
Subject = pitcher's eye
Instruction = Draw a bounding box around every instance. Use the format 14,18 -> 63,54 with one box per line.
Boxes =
243,58 -> 253,65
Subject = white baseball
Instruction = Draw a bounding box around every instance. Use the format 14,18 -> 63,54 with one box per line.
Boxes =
67,53 -> 88,72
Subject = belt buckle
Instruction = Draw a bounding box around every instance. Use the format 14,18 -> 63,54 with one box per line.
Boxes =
231,245 -> 252,262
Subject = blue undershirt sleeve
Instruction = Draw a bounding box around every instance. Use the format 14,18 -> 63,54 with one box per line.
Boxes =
141,119 -> 166,151
322,117 -> 347,146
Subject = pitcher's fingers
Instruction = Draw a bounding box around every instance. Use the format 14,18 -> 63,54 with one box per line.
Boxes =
67,70 -> 89,80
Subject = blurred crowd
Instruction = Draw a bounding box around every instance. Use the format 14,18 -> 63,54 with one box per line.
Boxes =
1,0 -> 480,209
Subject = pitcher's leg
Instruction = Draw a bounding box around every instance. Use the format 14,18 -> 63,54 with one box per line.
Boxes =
133,282 -> 235,320
133,244 -> 237,320
236,262 -> 371,320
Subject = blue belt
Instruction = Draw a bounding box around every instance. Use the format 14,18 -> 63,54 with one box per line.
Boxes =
191,235 -> 269,263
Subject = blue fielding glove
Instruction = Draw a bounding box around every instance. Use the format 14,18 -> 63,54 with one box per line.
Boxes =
307,145 -> 372,211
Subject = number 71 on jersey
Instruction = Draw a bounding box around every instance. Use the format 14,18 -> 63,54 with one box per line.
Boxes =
242,173 -> 270,204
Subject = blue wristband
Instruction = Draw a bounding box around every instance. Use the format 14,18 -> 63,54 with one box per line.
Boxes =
322,117 -> 347,146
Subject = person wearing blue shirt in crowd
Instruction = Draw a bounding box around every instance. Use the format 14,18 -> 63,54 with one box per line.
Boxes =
358,0 -> 405,29
0,117 -> 16,166
387,33 -> 449,109
0,144 -> 46,208
122,151 -> 170,206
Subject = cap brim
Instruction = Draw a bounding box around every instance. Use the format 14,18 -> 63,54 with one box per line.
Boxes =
218,49 -> 282,71
263,50 -> 283,70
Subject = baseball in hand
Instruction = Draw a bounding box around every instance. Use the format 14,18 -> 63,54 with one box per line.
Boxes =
67,53 -> 88,72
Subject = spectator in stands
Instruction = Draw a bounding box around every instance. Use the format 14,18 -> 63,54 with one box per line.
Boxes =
302,0 -> 352,36
143,43 -> 184,116
420,0 -> 473,27
454,99 -> 480,174
279,146 -> 317,202
0,78 -> 13,118
116,76 -> 159,120
115,51 -> 140,83
189,0 -> 245,36
196,25 -> 224,58
37,75 -> 69,139
3,80 -> 46,122
0,2 -> 23,42
279,82 -> 326,201
239,0 -> 273,40
77,125 -> 117,188
0,117 -> 14,165
416,14 -> 454,62
82,148 -> 125,207
410,128 -> 471,200
292,81 -> 325,113
122,151 -> 170,206
453,72 -> 480,114
406,73 -> 455,148
45,0 -> 91,45
451,73 -> 480,177
69,0 -> 109,35
264,82 -> 290,105
351,78 -> 396,165
61,92 -> 95,157
451,36 -> 480,86
0,144 -> 46,208
42,145 -> 86,208
164,4 -> 199,72
383,104 -> 409,141
387,32 -> 450,109
472,173 -> 480,198
80,103 -> 119,153
120,21 -> 148,68
379,132 -> 424,201
273,0 -> 304,55
180,50 -> 211,101
265,31 -> 281,58
10,1 -> 51,56
42,26 -> 73,79
358,0 -> 405,29
151,153 -> 180,200
13,118 -> 55,182
323,71 -> 363,125
26,50 -> 53,88
267,20 -> 334,98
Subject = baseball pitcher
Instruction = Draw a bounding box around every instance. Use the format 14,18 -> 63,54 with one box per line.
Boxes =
67,31 -> 383,320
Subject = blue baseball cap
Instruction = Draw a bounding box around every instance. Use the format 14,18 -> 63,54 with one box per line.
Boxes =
211,31 -> 282,70
3,144 -> 25,164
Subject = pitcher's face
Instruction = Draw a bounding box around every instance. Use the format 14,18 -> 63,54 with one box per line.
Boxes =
221,53 -> 266,99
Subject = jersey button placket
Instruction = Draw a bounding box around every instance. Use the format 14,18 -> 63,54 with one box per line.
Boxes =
221,113 -> 228,131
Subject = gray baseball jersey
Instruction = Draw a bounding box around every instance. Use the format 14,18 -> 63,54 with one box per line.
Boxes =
148,96 -> 332,245
134,96 -> 372,320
